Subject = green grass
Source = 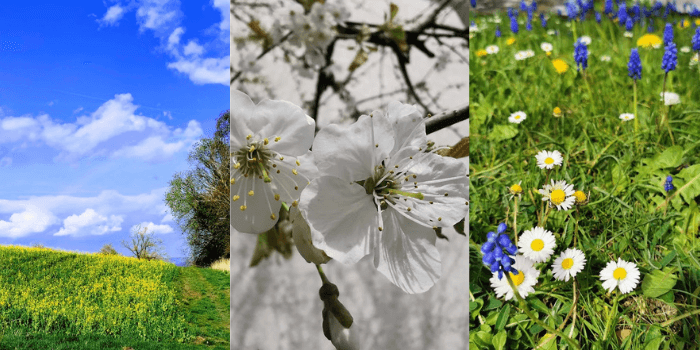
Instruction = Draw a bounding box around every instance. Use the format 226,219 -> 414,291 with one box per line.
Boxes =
469,5 -> 700,350
0,246 -> 229,349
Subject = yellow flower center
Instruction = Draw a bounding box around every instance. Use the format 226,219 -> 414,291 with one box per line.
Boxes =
553,107 -> 562,116
574,191 -> 587,203
613,267 -> 627,280
477,49 -> 487,57
530,239 -> 544,252
546,51 -> 552,56
561,258 -> 574,270
544,157 -> 554,165
510,271 -> 525,286
515,115 -> 521,119
550,189 -> 566,205
507,37 -> 516,45
510,184 -> 523,195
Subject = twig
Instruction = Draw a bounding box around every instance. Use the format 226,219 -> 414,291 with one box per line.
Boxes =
231,31 -> 293,84
425,104 -> 468,134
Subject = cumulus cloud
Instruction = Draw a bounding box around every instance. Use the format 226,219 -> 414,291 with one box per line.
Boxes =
135,0 -> 182,33
167,56 -> 229,85
98,4 -> 127,27
133,221 -> 173,234
0,94 -> 201,163
0,205 -> 57,238
54,209 -> 123,237
183,40 -> 204,56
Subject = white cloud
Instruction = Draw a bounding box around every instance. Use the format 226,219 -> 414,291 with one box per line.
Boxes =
160,212 -> 174,223
99,4 -> 127,27
0,157 -> 11,167
135,0 -> 182,33
167,56 -> 230,85
211,0 -> 230,43
0,205 -> 57,238
183,40 -> 204,56
55,209 -> 123,237
163,111 -> 173,120
167,27 -> 185,51
133,221 -> 173,234
111,135 -> 187,162
48,101 -> 55,106
1,116 -> 38,131
73,107 -> 84,114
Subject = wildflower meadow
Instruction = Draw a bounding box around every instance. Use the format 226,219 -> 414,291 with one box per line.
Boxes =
470,0 -> 700,349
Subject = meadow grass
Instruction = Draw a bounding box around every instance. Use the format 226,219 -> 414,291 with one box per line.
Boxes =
469,5 -> 700,350
209,258 -> 230,273
0,245 -> 230,349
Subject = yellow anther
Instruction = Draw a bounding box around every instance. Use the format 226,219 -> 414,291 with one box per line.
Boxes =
407,207 -> 411,211
264,138 -> 269,145
412,174 -> 417,179
274,194 -> 280,201
240,205 -> 247,211
292,169 -> 298,175
231,178 -> 235,184
271,213 -> 276,220
234,162 -> 241,169
438,217 -> 442,221
294,186 -> 299,191
279,156 -> 284,160
246,134 -> 252,140
292,200 -> 298,207
248,191 -> 254,196
378,227 -> 383,231
275,136 -> 281,142
277,170 -> 280,174
249,144 -> 256,152
296,160 -> 301,166
233,195 -> 240,201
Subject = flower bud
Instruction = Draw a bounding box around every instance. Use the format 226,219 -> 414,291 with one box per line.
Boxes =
290,206 -> 331,264
328,310 -> 360,350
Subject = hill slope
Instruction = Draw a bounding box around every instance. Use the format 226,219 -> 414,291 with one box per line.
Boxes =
0,245 -> 229,349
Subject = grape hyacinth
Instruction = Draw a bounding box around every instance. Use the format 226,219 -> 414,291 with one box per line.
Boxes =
628,48 -> 642,80
596,11 -> 601,24
541,13 -> 547,28
604,0 -> 613,15
626,17 -> 634,31
511,14 -> 519,34
663,23 -> 674,45
618,3 -> 627,26
520,0 -> 528,12
496,25 -> 502,38
574,39 -> 588,71
471,0 -> 476,8
481,224 -> 519,280
692,27 -> 700,52
526,12 -> 533,31
662,42 -> 677,73
664,175 -> 674,192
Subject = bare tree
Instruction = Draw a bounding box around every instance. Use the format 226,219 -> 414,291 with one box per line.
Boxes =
121,225 -> 168,261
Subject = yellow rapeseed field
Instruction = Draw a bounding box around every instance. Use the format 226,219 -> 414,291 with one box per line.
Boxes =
0,245 -> 192,342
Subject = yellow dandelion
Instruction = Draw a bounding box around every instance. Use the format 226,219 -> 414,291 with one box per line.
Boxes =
696,19 -> 700,26
507,37 -> 516,45
477,49 -> 488,57
553,106 -> 562,117
546,51 -> 552,56
637,34 -> 662,49
573,190 -> 588,205
552,59 -> 569,74
509,182 -> 523,196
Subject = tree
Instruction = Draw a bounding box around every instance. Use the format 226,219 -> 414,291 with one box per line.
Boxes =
121,224 -> 168,261
97,243 -> 120,255
164,110 -> 230,266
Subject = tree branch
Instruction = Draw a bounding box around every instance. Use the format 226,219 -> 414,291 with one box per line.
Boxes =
426,104 -> 468,135
231,31 -> 293,84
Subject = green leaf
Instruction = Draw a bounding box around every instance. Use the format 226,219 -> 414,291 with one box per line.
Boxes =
495,304 -> 511,331
488,124 -> 519,142
675,164 -> 700,204
642,267 -> 678,298
538,333 -> 558,350
493,330 -> 507,350
659,250 -> 677,268
611,163 -> 629,195
644,336 -> 664,350
389,3 -> 399,21
654,145 -> 684,169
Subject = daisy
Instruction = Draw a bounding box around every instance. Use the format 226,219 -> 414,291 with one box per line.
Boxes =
600,55 -> 611,62
509,111 -> 527,123
680,46 -> 691,53
518,226 -> 556,263
579,35 -> 592,45
514,51 -> 527,60
624,31 -> 634,38
541,42 -> 553,52
660,92 -> 681,106
600,258 -> 641,294
539,179 -> 576,211
300,101 -> 469,294
231,90 -> 316,234
535,150 -> 563,169
490,254 -> 540,301
486,45 -> 499,54
619,113 -> 635,121
552,248 -> 586,282
547,29 -> 556,35
691,53 -> 699,67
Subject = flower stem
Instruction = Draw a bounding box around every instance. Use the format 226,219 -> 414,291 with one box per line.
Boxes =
602,293 -> 621,341
505,273 -> 581,350
469,290 -> 486,325
658,72 -> 668,132
514,197 -> 519,246
633,79 -> 639,143
542,206 -> 552,227
316,264 -> 329,284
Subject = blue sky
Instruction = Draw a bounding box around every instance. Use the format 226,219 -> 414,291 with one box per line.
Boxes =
0,0 -> 229,259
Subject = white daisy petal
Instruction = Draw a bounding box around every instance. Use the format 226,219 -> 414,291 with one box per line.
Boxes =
518,227 -> 557,263
552,248 -> 586,282
599,258 -> 640,294
490,255 -> 539,300
299,176 -> 377,265
373,209 -> 441,294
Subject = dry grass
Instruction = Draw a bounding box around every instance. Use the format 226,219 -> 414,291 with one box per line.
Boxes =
209,258 -> 230,273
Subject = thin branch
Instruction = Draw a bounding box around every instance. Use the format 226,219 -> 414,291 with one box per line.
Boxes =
426,104 -> 468,135
231,31 -> 293,84
393,43 -> 433,115
415,0 -> 455,34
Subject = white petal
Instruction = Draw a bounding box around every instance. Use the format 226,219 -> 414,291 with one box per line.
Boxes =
230,90 -> 256,149
290,206 -> 331,264
313,114 -> 394,182
268,152 -> 316,205
384,101 -> 427,157
230,175 -> 282,234
250,99 -> 315,156
395,152 -> 469,226
373,209 -> 441,294
299,176 -> 377,265
329,312 -> 360,350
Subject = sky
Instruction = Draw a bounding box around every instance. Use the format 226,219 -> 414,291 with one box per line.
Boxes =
0,0 -> 229,259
